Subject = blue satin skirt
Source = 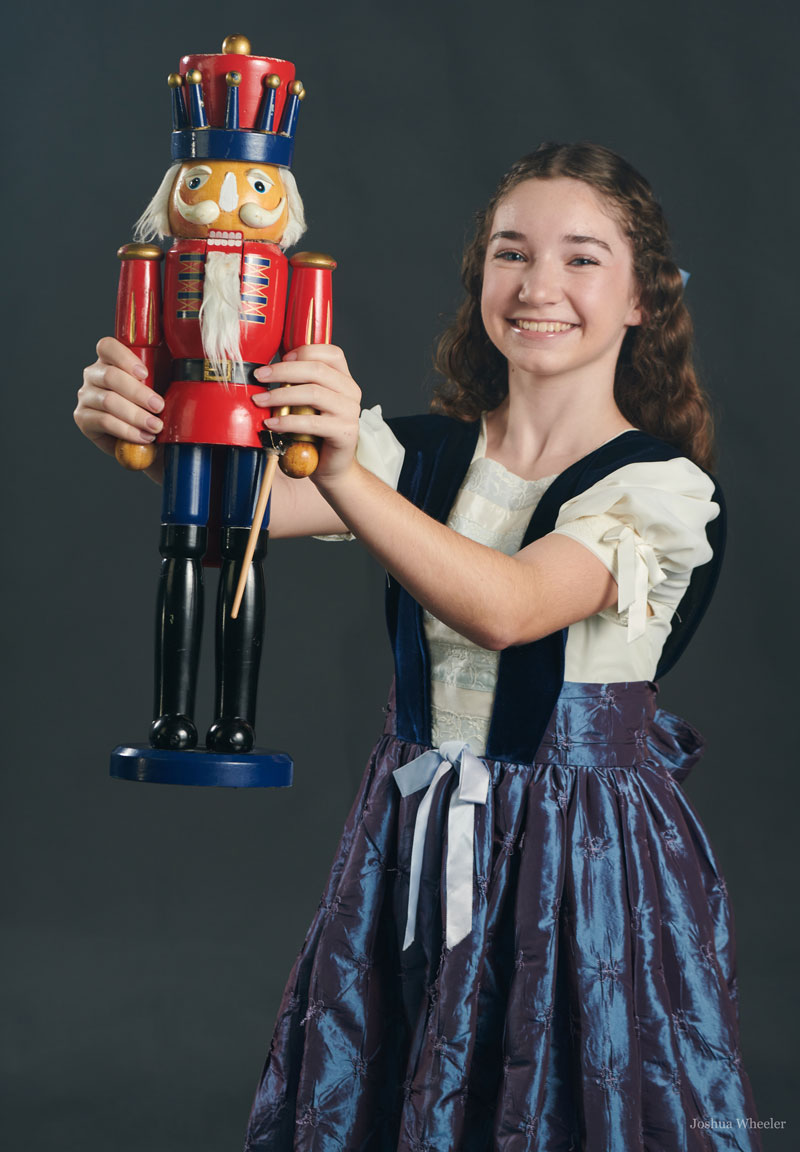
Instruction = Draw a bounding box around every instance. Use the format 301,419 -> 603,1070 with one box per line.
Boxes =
244,682 -> 762,1150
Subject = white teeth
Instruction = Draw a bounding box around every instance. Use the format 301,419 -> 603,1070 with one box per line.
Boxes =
515,319 -> 575,333
208,229 -> 243,248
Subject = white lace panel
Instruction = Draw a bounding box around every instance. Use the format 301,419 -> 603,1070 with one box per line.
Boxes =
425,457 -> 556,755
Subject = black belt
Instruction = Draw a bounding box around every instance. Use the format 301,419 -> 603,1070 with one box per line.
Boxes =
173,358 -> 264,386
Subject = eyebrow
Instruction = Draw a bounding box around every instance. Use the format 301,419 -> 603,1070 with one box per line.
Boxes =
487,229 -> 614,255
563,233 -> 614,254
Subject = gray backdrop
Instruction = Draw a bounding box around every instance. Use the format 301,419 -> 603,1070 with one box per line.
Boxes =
3,0 -> 797,1147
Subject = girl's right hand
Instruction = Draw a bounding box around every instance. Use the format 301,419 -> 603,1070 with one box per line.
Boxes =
75,337 -> 165,459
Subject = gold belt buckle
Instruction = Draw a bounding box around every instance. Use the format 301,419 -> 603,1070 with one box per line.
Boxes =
202,358 -> 232,383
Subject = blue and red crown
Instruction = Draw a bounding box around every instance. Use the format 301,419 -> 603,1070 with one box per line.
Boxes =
168,34 -> 305,168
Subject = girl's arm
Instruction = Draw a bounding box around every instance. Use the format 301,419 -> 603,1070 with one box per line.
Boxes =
253,346 -> 619,651
316,462 -> 616,650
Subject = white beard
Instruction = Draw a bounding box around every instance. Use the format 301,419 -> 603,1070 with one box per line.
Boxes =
199,251 -> 243,381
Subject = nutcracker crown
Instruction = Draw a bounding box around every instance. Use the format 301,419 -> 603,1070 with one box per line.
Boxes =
168,35 -> 305,169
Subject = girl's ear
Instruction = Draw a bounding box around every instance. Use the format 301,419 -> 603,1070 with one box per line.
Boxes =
626,293 -> 642,327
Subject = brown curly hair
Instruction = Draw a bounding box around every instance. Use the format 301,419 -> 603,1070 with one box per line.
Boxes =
432,142 -> 715,470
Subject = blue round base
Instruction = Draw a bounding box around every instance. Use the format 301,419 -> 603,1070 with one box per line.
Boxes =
110,744 -> 293,788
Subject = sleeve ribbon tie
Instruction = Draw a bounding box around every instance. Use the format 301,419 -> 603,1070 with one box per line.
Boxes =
601,522 -> 666,642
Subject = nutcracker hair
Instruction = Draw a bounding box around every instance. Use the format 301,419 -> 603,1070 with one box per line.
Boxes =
134,163 -> 181,242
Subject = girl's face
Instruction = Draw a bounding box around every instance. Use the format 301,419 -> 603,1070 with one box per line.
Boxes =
480,177 -> 641,390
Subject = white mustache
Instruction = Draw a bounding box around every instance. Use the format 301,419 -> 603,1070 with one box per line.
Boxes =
239,198 -> 286,228
174,196 -> 220,225
174,195 -> 286,230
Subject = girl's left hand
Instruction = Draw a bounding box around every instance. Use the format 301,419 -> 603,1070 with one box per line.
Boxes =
252,344 -> 361,487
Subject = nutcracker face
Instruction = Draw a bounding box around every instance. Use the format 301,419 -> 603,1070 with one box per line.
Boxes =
168,159 -> 290,242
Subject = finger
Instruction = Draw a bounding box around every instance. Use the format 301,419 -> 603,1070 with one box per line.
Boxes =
83,363 -> 164,413
96,336 -> 150,379
252,383 -> 359,419
262,412 -> 358,442
90,386 -> 165,434
253,359 -> 359,398
251,383 -> 328,408
282,343 -> 350,374
79,407 -> 158,446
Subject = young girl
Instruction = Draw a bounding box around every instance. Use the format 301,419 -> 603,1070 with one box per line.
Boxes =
76,143 -> 761,1150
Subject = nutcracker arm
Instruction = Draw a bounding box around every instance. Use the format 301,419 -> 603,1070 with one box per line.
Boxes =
278,251 -> 336,479
114,242 -> 166,471
229,252 -> 336,615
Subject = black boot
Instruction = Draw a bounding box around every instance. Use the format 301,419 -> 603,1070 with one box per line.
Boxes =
150,524 -> 207,751
206,527 -> 266,754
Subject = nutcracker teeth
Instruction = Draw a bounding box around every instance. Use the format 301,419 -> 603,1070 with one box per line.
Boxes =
208,229 -> 243,250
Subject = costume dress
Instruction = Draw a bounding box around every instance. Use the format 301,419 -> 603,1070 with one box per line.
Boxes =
244,413 -> 762,1152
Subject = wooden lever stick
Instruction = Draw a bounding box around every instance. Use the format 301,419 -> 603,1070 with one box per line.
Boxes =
231,449 -> 280,619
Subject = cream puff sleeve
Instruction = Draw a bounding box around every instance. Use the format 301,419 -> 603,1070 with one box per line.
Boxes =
551,458 -> 719,642
313,405 -> 405,541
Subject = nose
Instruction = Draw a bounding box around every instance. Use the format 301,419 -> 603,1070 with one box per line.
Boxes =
519,258 -> 562,306
219,171 -> 239,213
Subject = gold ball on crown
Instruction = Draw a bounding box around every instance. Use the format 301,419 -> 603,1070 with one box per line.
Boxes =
221,34 -> 251,55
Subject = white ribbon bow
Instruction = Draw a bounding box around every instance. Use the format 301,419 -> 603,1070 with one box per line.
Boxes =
601,523 -> 666,642
393,740 -> 490,951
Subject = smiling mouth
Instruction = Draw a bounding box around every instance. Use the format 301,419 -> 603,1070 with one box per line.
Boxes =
509,319 -> 578,333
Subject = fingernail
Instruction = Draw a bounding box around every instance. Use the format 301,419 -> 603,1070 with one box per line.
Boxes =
141,432 -> 156,442
255,366 -> 272,379
147,394 -> 164,412
283,352 -> 297,362
146,416 -> 163,432
133,364 -> 148,379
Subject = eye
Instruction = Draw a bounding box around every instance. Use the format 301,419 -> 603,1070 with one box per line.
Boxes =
247,169 -> 274,194
182,168 -> 210,192
494,249 -> 526,262
569,256 -> 600,266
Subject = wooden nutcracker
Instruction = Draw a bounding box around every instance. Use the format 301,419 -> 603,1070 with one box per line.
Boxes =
110,34 -> 335,787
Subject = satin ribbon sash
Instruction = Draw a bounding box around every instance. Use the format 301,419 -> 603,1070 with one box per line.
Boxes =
601,523 -> 666,642
393,740 -> 490,950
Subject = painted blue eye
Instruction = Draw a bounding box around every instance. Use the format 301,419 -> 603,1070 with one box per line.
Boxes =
182,169 -> 210,193
246,171 -> 274,194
